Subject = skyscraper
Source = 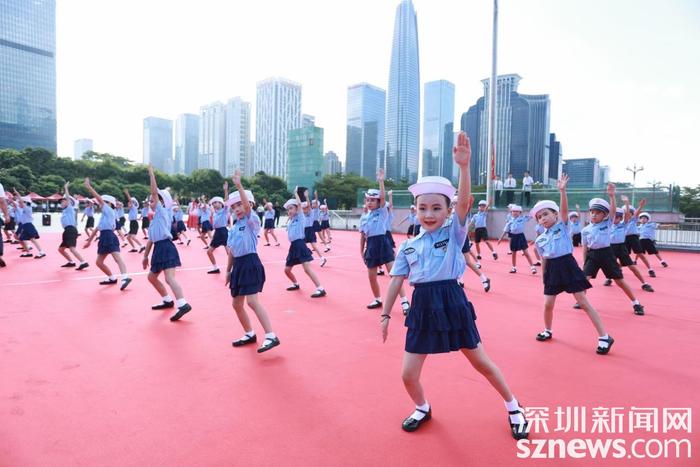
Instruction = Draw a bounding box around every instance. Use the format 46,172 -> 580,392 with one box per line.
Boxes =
198,101 -> 226,173
548,133 -> 562,184
562,157 -> 600,187
0,0 -> 56,152
73,138 -> 93,160
255,77 -> 302,178
461,99 -> 484,185
385,0 -> 420,183
224,97 -> 251,176
510,93 -> 550,183
324,151 -> 342,176
143,117 -> 173,174
422,80 -> 455,180
174,114 -> 199,175
287,125 -> 324,192
345,83 -> 385,179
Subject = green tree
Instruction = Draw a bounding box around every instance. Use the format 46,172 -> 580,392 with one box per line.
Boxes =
679,185 -> 700,217
188,169 -> 226,199
33,174 -> 65,195
0,165 -> 35,191
314,173 -> 373,209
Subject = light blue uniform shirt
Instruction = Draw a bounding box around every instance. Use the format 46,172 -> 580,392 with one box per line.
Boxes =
610,220 -> 628,244
639,222 -> 658,240
359,212 -> 369,232
173,209 -> 184,222
385,210 -> 394,232
568,219 -> 582,235
311,207 -> 320,222
287,211 -> 306,241
128,200 -> 139,220
535,223 -> 545,236
212,208 -> 228,228
97,203 -> 116,231
148,204 -> 173,242
391,212 -> 467,285
581,218 -> 613,250
199,205 -> 210,223
227,213 -> 260,257
304,210 -> 315,227
60,198 -> 78,228
535,221 -> 573,259
625,215 -> 639,235
264,210 -> 275,220
84,205 -> 94,217
472,211 -> 487,228
503,215 -> 532,235
21,205 -> 33,224
141,206 -> 149,218
319,210 -> 329,222
115,207 -> 124,219
362,206 -> 389,238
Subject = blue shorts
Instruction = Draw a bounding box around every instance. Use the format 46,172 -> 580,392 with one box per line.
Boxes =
176,220 -> 186,233
320,220 -> 330,230
313,220 -> 321,233
97,229 -> 120,255
19,222 -> 39,241
150,239 -> 181,273
264,218 -> 275,229
304,226 -> 317,243
230,253 -> 266,297
286,239 -> 313,267
461,235 -> 471,253
210,227 -> 228,248
201,220 -> 213,233
364,234 -> 395,268
509,233 -> 528,251
405,280 -> 481,354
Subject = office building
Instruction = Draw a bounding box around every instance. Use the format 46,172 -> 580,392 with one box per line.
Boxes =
174,114 -> 199,175
345,83 -> 385,179
143,117 -> 173,174
287,126 -> 324,192
422,80 -> 455,179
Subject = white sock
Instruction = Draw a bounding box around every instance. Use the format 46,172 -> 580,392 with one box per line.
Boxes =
505,398 -> 525,424
317,286 -> 324,291
176,298 -> 187,307
632,299 -> 640,305
401,297 -> 409,303
598,334 -> 610,348
245,330 -> 256,337
374,297 -> 381,302
109,275 -> 116,281
411,401 -> 430,420
480,274 -> 488,282
121,274 -> 129,280
162,295 -> 173,303
264,332 -> 277,340
210,266 -> 219,271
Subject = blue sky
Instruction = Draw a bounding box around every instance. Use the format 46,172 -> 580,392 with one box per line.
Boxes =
56,0 -> 700,186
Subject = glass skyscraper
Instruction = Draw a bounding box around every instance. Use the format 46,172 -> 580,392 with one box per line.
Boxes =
224,97 -> 251,177
0,0 -> 56,152
422,80 -> 454,180
287,126 -> 324,193
199,101 -> 226,173
345,83 -> 385,179
562,158 -> 600,188
175,114 -> 199,175
385,0 -> 420,183
143,117 -> 173,174
548,133 -> 562,184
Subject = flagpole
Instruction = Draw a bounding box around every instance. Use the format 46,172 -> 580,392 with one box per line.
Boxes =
486,0 -> 498,204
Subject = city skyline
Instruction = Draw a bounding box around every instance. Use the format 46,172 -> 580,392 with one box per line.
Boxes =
51,0 -> 700,186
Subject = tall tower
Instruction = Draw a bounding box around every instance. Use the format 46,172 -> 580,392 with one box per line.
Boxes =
422,80 -> 455,180
385,0 -> 420,183
346,83 -> 385,179
224,97 -> 251,177
255,77 -> 302,178
143,117 -> 173,174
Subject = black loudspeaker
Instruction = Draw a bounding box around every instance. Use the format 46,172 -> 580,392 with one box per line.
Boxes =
42,214 -> 51,226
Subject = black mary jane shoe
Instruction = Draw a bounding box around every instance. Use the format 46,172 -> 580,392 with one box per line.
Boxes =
232,334 -> 257,347
509,407 -> 530,440
366,300 -> 382,309
596,336 -> 615,355
61,262 -> 76,268
286,284 -> 300,291
536,330 -> 552,341
311,289 -> 327,298
377,269 -> 385,276
633,304 -> 645,316
257,336 -> 280,353
169,303 -> 192,321
99,278 -> 118,285
642,284 -> 654,292
152,301 -> 175,310
482,278 -> 491,292
402,407 -> 431,432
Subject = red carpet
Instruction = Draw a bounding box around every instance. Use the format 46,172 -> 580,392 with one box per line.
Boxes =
1,231 -> 698,466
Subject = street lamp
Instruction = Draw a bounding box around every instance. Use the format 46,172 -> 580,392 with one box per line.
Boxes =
626,164 -> 644,206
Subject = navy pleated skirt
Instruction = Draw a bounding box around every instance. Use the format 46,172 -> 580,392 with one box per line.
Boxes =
364,234 -> 395,268
97,229 -> 120,255
151,239 -> 181,273
405,280 -> 482,354
320,220 -> 330,230
385,231 -> 396,248
210,227 -> 228,248
15,222 -> 24,236
230,253 -> 266,297
313,220 -> 321,233
264,218 -> 275,229
286,239 -> 314,267
542,253 -> 592,296
509,232 -> 528,251
176,220 -> 186,233
201,220 -> 213,233
304,226 -> 317,243
461,235 -> 471,253
19,222 -> 39,241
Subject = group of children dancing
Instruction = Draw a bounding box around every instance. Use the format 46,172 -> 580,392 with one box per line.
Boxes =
0,132 -> 672,439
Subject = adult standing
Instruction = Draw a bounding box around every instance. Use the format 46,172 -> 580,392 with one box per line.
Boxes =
521,171 -> 534,207
492,175 -> 504,207
504,173 -> 516,205
274,202 -> 281,227
256,202 -> 265,224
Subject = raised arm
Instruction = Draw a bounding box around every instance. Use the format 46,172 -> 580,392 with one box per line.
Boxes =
636,198 -> 647,214
558,174 -> 569,221
13,189 -> 25,208
452,132 -> 471,223
232,170 -> 251,216
83,178 -> 104,207
223,181 -> 229,202
314,190 -> 319,203
606,183 -> 616,218
147,164 -> 159,202
293,186 -> 302,205
377,168 -> 386,208
621,195 -> 632,222
387,190 -> 393,212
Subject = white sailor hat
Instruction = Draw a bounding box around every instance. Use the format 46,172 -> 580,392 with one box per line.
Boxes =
408,176 -> 456,199
365,189 -> 381,199
319,204 -> 327,210
21,195 -> 32,203
588,198 -> 610,214
300,201 -> 309,208
478,200 -> 487,206
410,205 -> 416,210
639,212 -> 651,220
451,195 -> 458,204
622,205 -> 635,213
530,200 -> 559,217
510,205 -> 523,212
266,202 -> 273,209
615,207 -> 624,215
226,190 -> 254,206
284,199 -> 300,210
158,189 -> 173,209
101,195 -> 116,206
568,211 -> 579,218
209,196 -> 225,206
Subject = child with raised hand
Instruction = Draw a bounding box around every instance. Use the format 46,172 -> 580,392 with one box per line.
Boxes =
470,200 -> 498,261
12,189 -> 46,259
225,170 -> 280,353
605,195 -> 654,292
123,189 -> 145,253
456,195 -> 491,292
204,183 -> 230,274
623,199 -> 655,276
580,184 -> 646,316
283,187 -> 326,298
568,205 -> 583,246
381,132 -> 528,439
58,182 -> 89,270
318,198 -> 332,245
262,201 -> 280,246
360,169 -> 410,312
82,200 -> 95,237
496,205 -> 537,274
83,178 -> 132,290
637,212 -> 668,269
140,165 -> 191,321
531,175 -> 613,354
302,191 -> 327,266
